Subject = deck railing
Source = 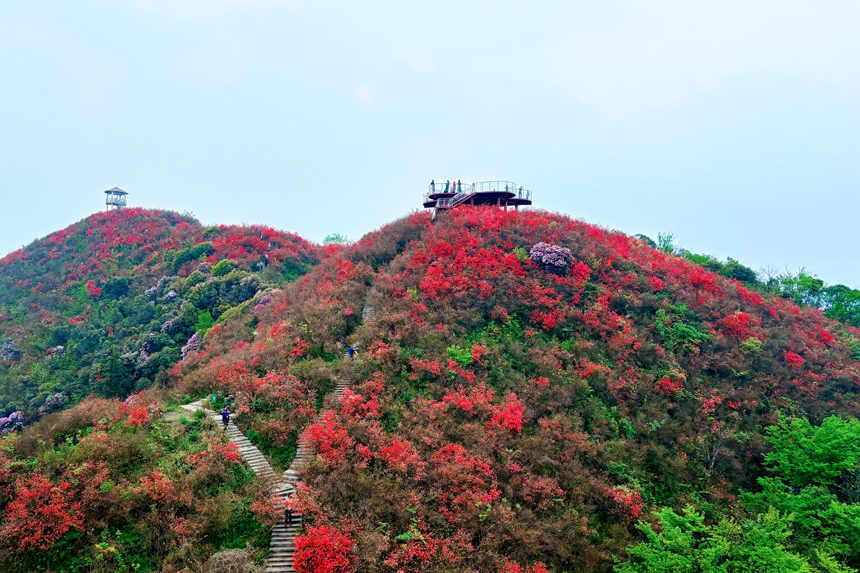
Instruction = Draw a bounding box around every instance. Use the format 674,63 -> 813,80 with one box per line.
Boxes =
427,182 -> 474,195
426,181 -> 533,205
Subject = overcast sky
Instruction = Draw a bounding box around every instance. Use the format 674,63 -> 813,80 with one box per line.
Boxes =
1,1 -> 858,286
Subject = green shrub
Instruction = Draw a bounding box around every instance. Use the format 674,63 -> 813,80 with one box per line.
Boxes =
446,345 -> 472,367
212,259 -> 236,277
184,270 -> 207,292
740,337 -> 763,355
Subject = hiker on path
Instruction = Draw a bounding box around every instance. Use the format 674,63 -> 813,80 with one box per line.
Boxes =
347,346 -> 355,359
220,407 -> 230,428
430,180 -> 435,193
445,180 -> 450,193
285,491 -> 295,523
457,179 -> 462,193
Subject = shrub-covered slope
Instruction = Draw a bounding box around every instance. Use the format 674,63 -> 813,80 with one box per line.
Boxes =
173,207 -> 860,572
0,393 -> 276,572
0,208 -> 322,419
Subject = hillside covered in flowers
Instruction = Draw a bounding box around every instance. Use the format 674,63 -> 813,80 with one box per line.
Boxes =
0,208 -> 322,421
169,207 -> 860,572
3,205 -> 860,571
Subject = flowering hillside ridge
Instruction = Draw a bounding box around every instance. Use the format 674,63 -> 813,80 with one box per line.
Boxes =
0,208 -> 323,418
167,207 -> 860,572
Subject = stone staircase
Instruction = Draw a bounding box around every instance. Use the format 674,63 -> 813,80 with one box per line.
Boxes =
179,364 -> 353,573
267,377 -> 349,573
179,401 -> 278,481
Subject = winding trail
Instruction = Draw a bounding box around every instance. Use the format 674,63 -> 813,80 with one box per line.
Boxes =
180,373 -> 351,573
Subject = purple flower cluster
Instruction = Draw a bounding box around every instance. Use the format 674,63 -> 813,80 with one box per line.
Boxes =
144,285 -> 158,299
165,290 -> 178,301
160,320 -> 173,333
0,411 -> 23,434
1,339 -> 21,361
181,333 -> 200,359
39,393 -> 66,415
529,242 -> 574,276
253,294 -> 272,313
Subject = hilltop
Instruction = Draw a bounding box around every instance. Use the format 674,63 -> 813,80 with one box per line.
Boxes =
0,208 -> 322,417
171,207 -> 860,572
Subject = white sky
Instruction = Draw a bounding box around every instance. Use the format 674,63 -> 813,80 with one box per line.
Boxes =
1,1 -> 858,285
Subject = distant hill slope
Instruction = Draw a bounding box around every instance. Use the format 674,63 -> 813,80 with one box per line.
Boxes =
0,208 -> 322,417
171,207 -> 860,572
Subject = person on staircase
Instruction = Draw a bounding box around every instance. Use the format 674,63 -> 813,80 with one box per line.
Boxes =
347,346 -> 355,359
220,406 -> 230,428
285,491 -> 295,524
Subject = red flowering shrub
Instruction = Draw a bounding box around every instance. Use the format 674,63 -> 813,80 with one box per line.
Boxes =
302,412 -> 355,467
784,350 -> 807,367
0,475 -> 83,552
502,561 -> 550,573
85,279 -> 102,297
719,310 -> 755,340
430,444 -> 501,524
293,525 -> 355,573
608,487 -> 643,523
654,376 -> 684,395
380,438 -> 426,476
115,391 -> 150,427
488,393 -> 526,434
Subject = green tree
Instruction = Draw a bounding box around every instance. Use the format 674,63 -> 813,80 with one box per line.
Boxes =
822,285 -> 860,327
634,234 -> 657,248
323,233 -> 350,245
93,344 -> 133,398
723,258 -> 759,284
195,310 -> 214,336
212,259 -> 236,277
657,232 -> 676,254
616,506 -> 810,573
764,416 -> 860,487
771,270 -> 825,307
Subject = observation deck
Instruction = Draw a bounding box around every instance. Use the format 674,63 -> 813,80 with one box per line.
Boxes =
105,186 -> 128,211
423,181 -> 533,218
